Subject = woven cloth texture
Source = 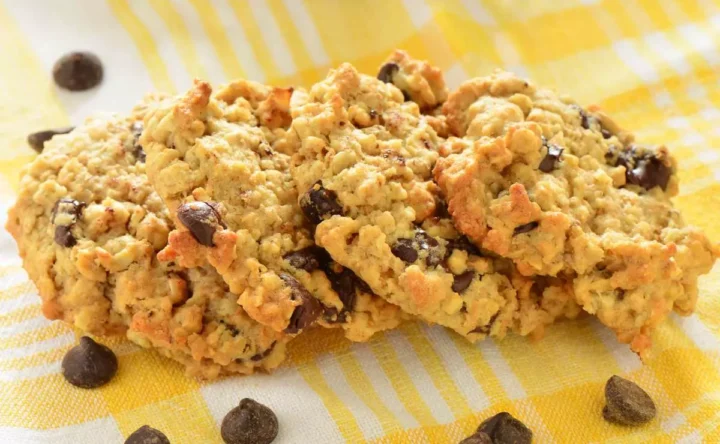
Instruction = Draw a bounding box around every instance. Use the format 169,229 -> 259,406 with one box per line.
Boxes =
0,1 -> 719,442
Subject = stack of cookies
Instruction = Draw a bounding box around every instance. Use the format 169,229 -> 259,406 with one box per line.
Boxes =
8,51 -> 718,379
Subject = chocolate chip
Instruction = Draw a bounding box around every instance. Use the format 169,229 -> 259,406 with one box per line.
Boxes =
445,236 -> 481,257
221,398 -> 278,444
615,146 -> 672,190
459,432 -> 492,444
52,198 -> 86,247
61,337 -> 118,389
401,90 -> 411,102
513,221 -> 539,235
281,272 -> 322,334
391,238 -> 418,263
130,121 -> 145,162
603,375 -> 656,426
601,128 -> 612,139
284,246 -> 328,272
377,62 -> 399,84
250,342 -> 276,362
477,412 -> 532,444
416,231 -> 442,266
52,52 -> 103,91
300,181 -> 343,225
577,106 -> 591,130
470,312 -> 500,335
177,201 -> 224,247
125,425 -> 170,444
452,271 -> 475,293
27,127 -> 75,153
539,140 -> 564,173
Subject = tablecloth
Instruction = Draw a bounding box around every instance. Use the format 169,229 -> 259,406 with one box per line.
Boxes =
1,0 -> 719,442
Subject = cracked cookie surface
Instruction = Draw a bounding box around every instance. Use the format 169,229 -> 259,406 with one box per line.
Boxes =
6,100 -> 286,378
142,79 -> 404,342
435,70 -> 719,354
289,62 -> 579,341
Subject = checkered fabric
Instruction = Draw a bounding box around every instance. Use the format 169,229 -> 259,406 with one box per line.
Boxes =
1,1 -> 719,442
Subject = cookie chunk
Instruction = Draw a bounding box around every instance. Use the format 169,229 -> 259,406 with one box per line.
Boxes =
435,71 -> 719,355
289,62 -> 579,340
142,79 -> 404,341
6,101 -> 286,378
377,49 -> 448,112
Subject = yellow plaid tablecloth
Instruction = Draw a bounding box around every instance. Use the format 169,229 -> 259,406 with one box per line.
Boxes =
1,1 -> 719,442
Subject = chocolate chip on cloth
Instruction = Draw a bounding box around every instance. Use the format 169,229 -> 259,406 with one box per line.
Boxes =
434,69 -> 719,357
27,126 -> 75,153
603,375 -> 656,426
62,337 -> 118,388
6,98 -> 290,379
221,398 -> 278,444
474,412 -> 532,444
289,60 -> 578,342
52,51 -> 103,91
142,79 -> 404,341
125,425 -> 170,444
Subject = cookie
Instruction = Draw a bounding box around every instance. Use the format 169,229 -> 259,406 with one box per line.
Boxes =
289,62 -> 579,340
434,71 -> 719,354
141,79 -> 404,342
6,101 -> 286,378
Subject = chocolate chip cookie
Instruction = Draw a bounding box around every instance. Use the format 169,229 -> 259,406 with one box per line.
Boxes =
435,70 -> 719,355
6,100 -> 286,378
289,62 -> 579,340
142,79 -> 404,342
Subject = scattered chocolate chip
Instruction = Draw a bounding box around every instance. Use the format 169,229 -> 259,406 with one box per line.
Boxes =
603,375 -> 656,426
27,127 -> 75,153
401,90 -> 411,102
250,343 -> 276,362
284,246 -> 327,272
52,52 -> 103,91
391,238 -> 418,263
177,201 -> 224,247
601,128 -> 612,139
477,412 -> 532,444
513,221 -> 539,236
300,181 -> 343,225
52,198 -> 86,247
377,62 -> 399,84
459,431 -> 492,444
61,337 -> 118,389
221,398 -> 278,444
539,140 -> 564,173
281,273 -> 322,334
125,425 -> 170,444
615,146 -> 671,191
452,271 -> 475,293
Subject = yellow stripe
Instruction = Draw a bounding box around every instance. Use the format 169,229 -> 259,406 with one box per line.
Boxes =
187,0 -> 246,79
0,3 -> 67,175
0,323 -> 70,352
0,281 -> 36,301
148,0 -> 209,80
226,0 -> 282,83
107,0 -> 176,93
0,344 -> 69,371
399,323 -> 473,418
334,350 -> 402,436
266,0 -> 325,86
0,304 -> 42,327
448,334 -> 508,401
292,360 -> 365,442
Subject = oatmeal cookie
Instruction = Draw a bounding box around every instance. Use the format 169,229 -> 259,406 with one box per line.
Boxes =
6,101 -> 286,378
289,62 -> 579,340
142,79 -> 404,341
435,71 -> 719,354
